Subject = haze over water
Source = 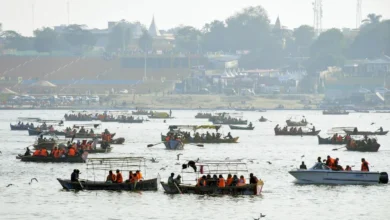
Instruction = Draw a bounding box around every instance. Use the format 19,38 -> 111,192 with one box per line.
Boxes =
0,110 -> 389,219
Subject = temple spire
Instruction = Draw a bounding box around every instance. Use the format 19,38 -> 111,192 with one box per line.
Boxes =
274,16 -> 281,30
148,15 -> 161,37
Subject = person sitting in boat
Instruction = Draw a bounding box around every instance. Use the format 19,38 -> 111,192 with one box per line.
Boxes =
216,133 -> 221,139
41,122 -> 47,130
299,162 -> 307,170
337,135 -> 343,142
345,165 -> 352,171
332,158 -> 344,171
71,169 -> 79,182
90,129 -> 94,134
196,176 -> 207,187
353,127 -> 358,134
174,175 -> 181,185
32,149 -> 41,156
226,174 -> 233,186
24,147 -> 31,156
249,173 -> 259,184
298,127 -> 303,133
311,126 -> 316,132
136,170 -> 143,180
274,124 -> 279,132
106,170 -> 117,183
224,132 -> 233,139
79,126 -> 86,134
218,175 -> 226,188
379,127 -> 383,132
168,173 -> 175,186
40,148 -> 48,157
231,175 -> 239,186
282,126 -> 287,132
248,122 -> 253,128
326,155 -> 335,168
18,121 -> 21,125
67,145 -> 76,157
49,125 -> 54,132
237,175 -> 246,186
115,170 -> 123,183
206,131 -> 211,140
367,138 -> 372,146
361,158 -> 369,171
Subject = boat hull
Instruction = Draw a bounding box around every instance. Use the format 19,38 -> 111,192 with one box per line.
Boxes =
28,128 -> 66,136
118,120 -> 144,123
64,133 -> 116,139
275,130 -> 321,136
346,144 -> 380,152
344,130 -> 388,136
58,178 -> 158,191
10,124 -> 31,131
17,154 -> 87,163
289,170 -> 384,185
160,181 -> 263,195
229,125 -> 254,130
99,138 -> 125,145
161,135 -> 239,143
317,135 -> 346,145
164,140 -> 184,150
323,111 -> 349,115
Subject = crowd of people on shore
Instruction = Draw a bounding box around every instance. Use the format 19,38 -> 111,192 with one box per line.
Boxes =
300,156 -> 370,172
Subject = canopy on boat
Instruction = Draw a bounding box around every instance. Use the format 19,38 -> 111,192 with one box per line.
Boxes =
168,125 -> 221,131
287,115 -> 306,121
86,157 -> 147,176
17,117 -> 41,122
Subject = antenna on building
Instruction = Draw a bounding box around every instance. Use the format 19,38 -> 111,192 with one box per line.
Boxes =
356,0 -> 362,28
67,1 -> 70,25
32,2 -> 35,34
313,0 -> 323,36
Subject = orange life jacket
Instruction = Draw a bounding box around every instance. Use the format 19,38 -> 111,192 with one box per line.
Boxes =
107,174 -> 116,182
68,148 -> 76,156
53,150 -> 60,158
226,177 -> 233,186
116,173 -> 123,183
218,178 -> 226,187
197,179 -> 206,186
58,149 -> 64,157
33,150 -> 40,156
40,149 -> 48,157
136,172 -> 143,180
361,161 -> 369,171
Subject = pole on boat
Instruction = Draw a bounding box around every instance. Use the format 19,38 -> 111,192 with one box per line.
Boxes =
147,142 -> 163,148
174,182 -> 182,194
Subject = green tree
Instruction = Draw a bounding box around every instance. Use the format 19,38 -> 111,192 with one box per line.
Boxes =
138,29 -> 153,52
33,27 -> 58,53
307,28 -> 346,72
225,6 -> 271,51
202,20 -> 227,52
63,24 -> 96,50
107,21 -> 133,52
293,25 -> 315,56
362,13 -> 382,25
174,26 -> 202,53
1,30 -> 33,51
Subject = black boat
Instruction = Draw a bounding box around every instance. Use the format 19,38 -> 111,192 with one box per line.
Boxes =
98,138 -> 125,145
317,135 -> 346,145
10,124 -> 34,131
28,128 -> 66,136
57,178 -> 158,191
275,130 -> 321,136
16,153 -> 87,163
229,125 -> 255,130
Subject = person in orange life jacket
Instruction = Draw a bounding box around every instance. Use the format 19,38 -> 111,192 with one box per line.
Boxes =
361,158 -> 369,171
326,155 -> 335,168
218,175 -> 226,188
33,149 -> 41,156
106,170 -> 116,182
333,158 -> 344,171
249,173 -> 259,184
226,174 -> 233,186
136,170 -> 143,180
196,175 -> 206,187
40,148 -> 48,157
115,170 -> 123,183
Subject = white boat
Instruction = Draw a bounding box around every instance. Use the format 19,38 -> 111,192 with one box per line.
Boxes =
289,163 -> 388,185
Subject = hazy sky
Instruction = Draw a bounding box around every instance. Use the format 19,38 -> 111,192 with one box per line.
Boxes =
1,0 -> 389,36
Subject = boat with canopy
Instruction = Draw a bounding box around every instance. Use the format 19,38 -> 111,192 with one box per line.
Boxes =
57,157 -> 158,191
286,115 -> 308,127
160,160 -> 264,195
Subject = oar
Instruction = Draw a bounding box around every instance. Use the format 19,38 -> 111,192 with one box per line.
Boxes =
147,142 -> 164,148
188,143 -> 204,147
77,179 -> 84,190
174,182 -> 182,194
332,145 -> 346,151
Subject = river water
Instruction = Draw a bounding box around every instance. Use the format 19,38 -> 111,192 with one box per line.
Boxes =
0,110 -> 389,220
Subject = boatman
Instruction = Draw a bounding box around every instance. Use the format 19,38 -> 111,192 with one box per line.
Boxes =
168,173 -> 175,186
299,162 -> 307,170
379,127 -> 383,132
361,158 -> 369,171
248,122 -> 253,128
249,173 -> 259,184
71,169 -> 79,182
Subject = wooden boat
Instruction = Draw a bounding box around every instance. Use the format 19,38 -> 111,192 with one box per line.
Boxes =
57,157 -> 157,191
65,132 -> 116,139
286,119 -> 308,127
275,130 -> 321,136
346,141 -> 381,152
164,140 -> 184,150
161,181 -> 263,195
317,135 -> 346,145
259,117 -> 267,122
10,124 -> 34,131
118,119 -> 144,123
195,113 -> 212,119
161,134 -> 239,144
160,160 -> 264,195
354,110 -> 370,113
17,153 -> 87,163
323,110 -> 349,115
343,129 -> 388,136
229,125 -> 254,130
99,138 -> 125,145
28,128 -> 66,136
212,120 -> 247,125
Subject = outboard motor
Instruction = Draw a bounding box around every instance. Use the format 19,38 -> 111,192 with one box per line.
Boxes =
379,172 -> 388,184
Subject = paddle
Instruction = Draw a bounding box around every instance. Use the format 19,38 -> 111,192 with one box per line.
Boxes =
174,182 -> 182,194
147,142 -> 164,148
77,179 -> 84,190
332,146 -> 346,151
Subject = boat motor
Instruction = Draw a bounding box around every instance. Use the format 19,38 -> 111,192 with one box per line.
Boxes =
379,172 -> 388,184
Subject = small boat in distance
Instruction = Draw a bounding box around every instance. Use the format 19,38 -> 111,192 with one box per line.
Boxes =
323,109 -> 349,115
289,163 -> 388,185
343,127 -> 388,136
229,124 -> 254,130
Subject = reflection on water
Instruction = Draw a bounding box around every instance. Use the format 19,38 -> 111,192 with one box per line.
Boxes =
0,110 -> 390,219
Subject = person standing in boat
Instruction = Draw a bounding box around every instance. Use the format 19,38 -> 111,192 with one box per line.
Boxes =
71,169 -> 79,182
24,147 -> 31,156
361,158 -> 369,171
379,127 -> 383,132
225,132 -> 233,139
249,173 -> 259,184
299,162 -> 307,170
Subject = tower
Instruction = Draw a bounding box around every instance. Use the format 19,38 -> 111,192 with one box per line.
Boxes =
356,0 -> 362,28
313,0 -> 323,36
